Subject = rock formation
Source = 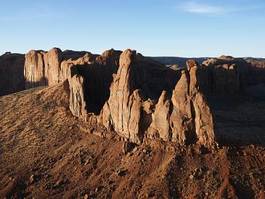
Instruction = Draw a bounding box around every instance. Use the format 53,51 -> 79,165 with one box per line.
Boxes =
68,49 -> 121,118
44,48 -> 62,86
102,50 -> 214,146
5,47 -> 253,151
24,50 -> 47,88
201,56 -> 249,95
65,49 -> 216,147
24,48 -> 90,89
2,47 -> 265,152
101,50 -> 145,144
148,61 -> 215,147
0,52 -> 25,96
4,48 -> 265,149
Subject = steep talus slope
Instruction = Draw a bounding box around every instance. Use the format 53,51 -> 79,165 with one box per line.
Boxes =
0,85 -> 264,199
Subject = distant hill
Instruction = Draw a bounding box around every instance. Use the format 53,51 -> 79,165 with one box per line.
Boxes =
150,57 -> 208,67
151,57 -> 265,67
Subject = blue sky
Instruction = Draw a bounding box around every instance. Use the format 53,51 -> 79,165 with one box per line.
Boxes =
0,0 -> 265,57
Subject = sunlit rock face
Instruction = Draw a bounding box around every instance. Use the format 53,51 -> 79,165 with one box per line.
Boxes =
23,47 -> 216,147
4,47 -> 265,149
66,49 -> 215,147
24,50 -> 47,89
148,61 -> 215,147
24,48 -> 91,89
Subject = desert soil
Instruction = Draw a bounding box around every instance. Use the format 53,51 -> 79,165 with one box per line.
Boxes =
0,83 -> 264,199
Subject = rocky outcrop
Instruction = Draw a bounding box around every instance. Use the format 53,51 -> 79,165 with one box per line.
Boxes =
24,50 -> 47,88
148,91 -> 171,141
0,52 -> 25,96
68,75 -> 87,120
189,63 -> 215,146
68,49 -> 121,119
24,48 -> 91,89
44,48 -> 62,86
201,56 -> 249,95
98,50 -> 214,146
24,47 -> 216,147
245,58 -> 265,87
170,70 -> 193,144
60,52 -> 94,82
148,61 -> 215,147
101,50 -> 145,144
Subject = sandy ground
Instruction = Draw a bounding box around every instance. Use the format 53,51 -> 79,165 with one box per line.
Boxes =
0,83 -> 264,199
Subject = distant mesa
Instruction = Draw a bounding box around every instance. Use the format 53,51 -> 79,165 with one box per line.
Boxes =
0,52 -> 25,96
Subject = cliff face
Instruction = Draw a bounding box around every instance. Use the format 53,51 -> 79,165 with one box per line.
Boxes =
67,49 -> 215,147
0,52 -> 25,96
24,48 -> 91,89
6,47 -> 265,148
12,47 -> 265,148
147,60 -> 215,147
24,50 -> 47,88
201,56 -> 249,95
67,49 -> 121,120
200,56 -> 265,98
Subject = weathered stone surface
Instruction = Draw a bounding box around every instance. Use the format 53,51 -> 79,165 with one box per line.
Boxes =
68,49 -> 121,121
188,62 -> 215,147
44,48 -> 62,86
101,50 -> 143,143
201,56 -> 249,95
147,61 -> 215,147
0,52 -> 25,96
60,53 -> 94,82
24,48 -> 92,89
24,50 -> 46,89
68,75 -> 87,120
24,47 -> 216,147
99,50 -> 214,146
148,91 -> 171,141
170,70 -> 193,144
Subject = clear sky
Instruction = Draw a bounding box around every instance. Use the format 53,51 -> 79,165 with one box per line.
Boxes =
0,0 -> 265,57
